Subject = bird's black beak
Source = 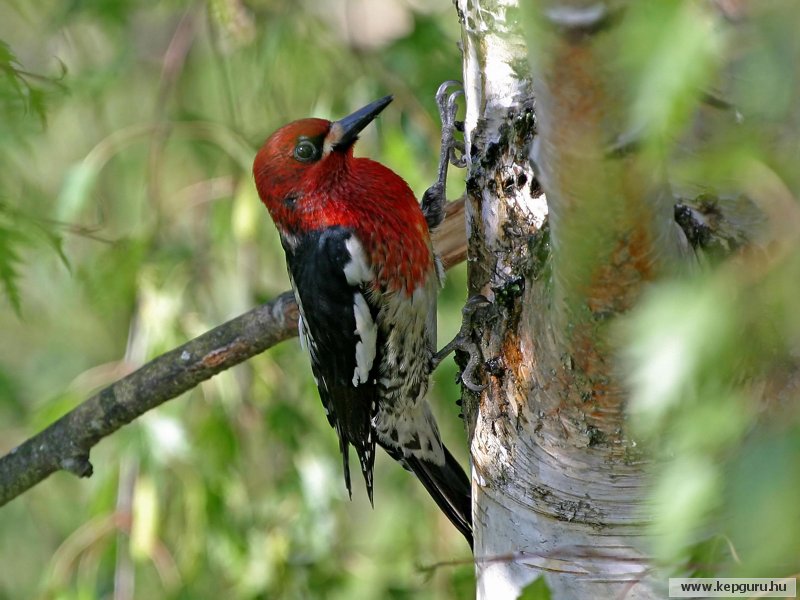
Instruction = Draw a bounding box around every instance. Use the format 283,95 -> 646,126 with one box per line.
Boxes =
331,95 -> 393,152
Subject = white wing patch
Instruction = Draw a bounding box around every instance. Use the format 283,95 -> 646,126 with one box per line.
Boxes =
343,236 -> 373,286
343,234 -> 377,387
352,292 -> 377,386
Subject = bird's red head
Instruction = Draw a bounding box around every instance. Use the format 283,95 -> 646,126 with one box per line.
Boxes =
252,96 -> 434,294
253,96 -> 395,235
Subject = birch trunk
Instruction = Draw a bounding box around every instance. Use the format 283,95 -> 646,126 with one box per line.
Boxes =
454,1 -> 688,597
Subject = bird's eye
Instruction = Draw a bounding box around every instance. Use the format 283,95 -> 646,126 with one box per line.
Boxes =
293,139 -> 319,163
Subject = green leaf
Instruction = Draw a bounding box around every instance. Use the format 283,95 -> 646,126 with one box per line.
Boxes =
518,576 -> 552,600
0,39 -> 17,66
0,38 -> 63,133
0,220 -> 24,315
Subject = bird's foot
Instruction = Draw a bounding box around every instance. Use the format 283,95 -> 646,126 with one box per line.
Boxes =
421,80 -> 466,230
432,294 -> 491,392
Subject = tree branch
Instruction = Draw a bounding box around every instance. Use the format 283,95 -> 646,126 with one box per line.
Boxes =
0,293 -> 298,507
0,199 -> 466,508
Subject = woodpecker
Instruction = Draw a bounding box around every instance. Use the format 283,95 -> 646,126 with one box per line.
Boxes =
252,95 -> 472,545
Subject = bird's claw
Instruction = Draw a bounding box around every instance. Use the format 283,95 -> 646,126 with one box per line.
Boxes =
434,81 -> 467,171
422,81 -> 466,229
435,80 -> 461,100
432,295 -> 492,392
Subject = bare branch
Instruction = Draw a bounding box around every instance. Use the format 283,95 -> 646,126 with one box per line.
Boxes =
0,199 -> 466,507
0,292 -> 297,506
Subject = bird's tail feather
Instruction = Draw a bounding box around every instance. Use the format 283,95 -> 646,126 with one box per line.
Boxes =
404,445 -> 473,548
338,434 -> 352,499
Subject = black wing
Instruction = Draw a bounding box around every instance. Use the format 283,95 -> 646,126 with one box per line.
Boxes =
284,226 -> 381,502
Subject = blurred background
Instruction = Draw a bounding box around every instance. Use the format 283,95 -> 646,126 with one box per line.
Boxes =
5,0 -> 800,598
0,0 -> 473,598
605,0 -> 800,585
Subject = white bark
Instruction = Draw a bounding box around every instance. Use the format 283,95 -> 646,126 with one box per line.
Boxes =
455,1 -> 668,597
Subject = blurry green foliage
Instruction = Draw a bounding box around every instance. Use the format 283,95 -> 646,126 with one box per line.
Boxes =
0,39 -> 52,128
626,260 -> 800,579
6,0 -> 799,596
618,0 -> 800,584
0,0 -> 471,598
610,1 -> 720,140
0,38 -> 68,314
0,216 -> 24,313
